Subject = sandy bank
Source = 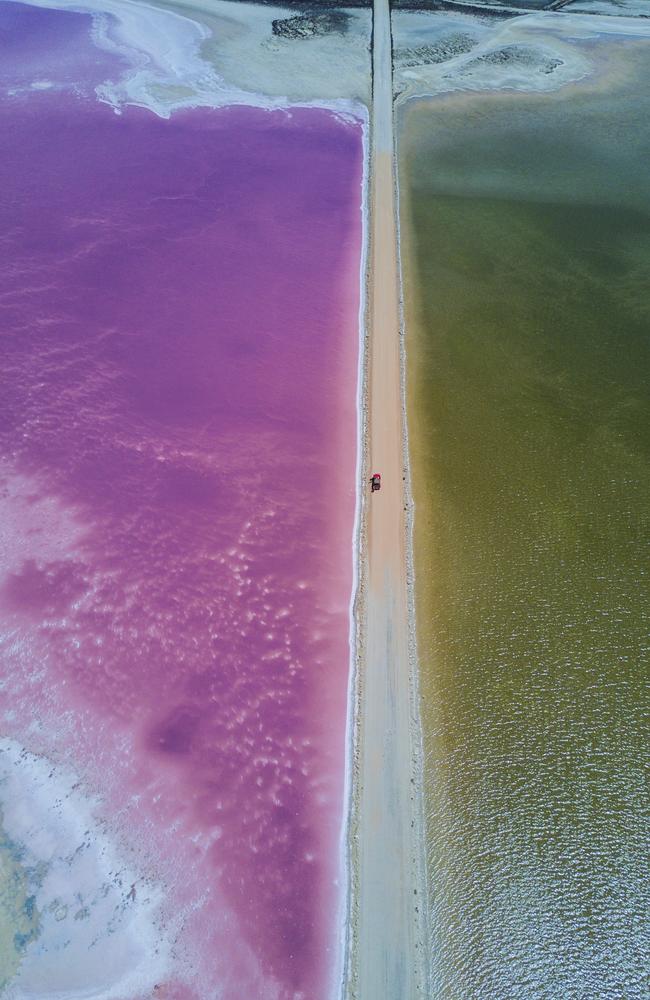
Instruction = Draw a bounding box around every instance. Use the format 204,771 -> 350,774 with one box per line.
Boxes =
345,0 -> 428,996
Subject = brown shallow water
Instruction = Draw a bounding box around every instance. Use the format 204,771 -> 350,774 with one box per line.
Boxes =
400,58 -> 650,999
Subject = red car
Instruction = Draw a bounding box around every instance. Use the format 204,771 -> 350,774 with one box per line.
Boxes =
370,473 -> 381,492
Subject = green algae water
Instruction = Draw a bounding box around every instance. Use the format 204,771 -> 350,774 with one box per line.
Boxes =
401,60 -> 650,1000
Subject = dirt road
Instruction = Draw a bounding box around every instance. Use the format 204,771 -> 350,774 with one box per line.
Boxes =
346,0 -> 427,996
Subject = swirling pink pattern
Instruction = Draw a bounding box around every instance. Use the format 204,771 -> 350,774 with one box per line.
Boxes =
0,5 -> 362,997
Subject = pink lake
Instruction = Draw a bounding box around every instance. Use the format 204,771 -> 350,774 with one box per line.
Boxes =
0,5 -> 363,998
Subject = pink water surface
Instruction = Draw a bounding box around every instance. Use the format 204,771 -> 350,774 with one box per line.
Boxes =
0,5 -> 362,997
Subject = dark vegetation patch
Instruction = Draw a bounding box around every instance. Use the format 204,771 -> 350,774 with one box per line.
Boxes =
466,44 -> 563,72
272,9 -> 351,38
395,33 -> 477,67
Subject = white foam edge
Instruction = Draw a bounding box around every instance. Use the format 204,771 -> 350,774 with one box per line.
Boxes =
334,102 -> 369,1000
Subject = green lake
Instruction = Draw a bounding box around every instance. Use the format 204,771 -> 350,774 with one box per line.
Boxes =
400,54 -> 650,999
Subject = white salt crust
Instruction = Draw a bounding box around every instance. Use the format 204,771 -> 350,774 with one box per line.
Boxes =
0,739 -> 172,999
6,0 -> 370,119
392,8 -> 650,102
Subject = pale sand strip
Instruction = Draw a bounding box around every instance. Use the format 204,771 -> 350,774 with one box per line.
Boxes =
345,0 -> 428,996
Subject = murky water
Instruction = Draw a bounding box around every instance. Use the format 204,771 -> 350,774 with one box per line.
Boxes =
400,56 -> 650,999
